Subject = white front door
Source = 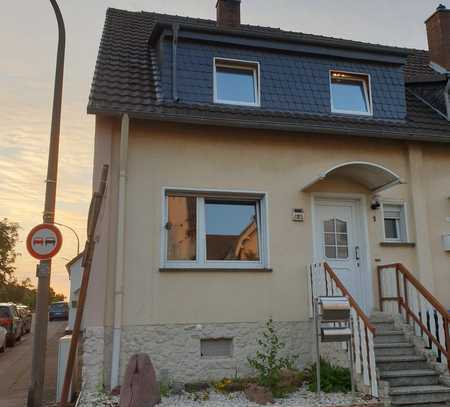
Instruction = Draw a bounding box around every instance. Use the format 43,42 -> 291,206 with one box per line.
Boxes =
314,198 -> 369,312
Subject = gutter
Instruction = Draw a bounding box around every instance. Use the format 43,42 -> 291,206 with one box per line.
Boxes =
110,113 -> 129,389
86,107 -> 450,143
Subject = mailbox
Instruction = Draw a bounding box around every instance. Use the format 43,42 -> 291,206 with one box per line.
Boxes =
319,296 -> 350,321
321,326 -> 352,342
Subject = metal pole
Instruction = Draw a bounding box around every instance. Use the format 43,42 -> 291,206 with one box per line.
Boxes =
27,1 -> 65,406
54,222 -> 80,255
314,298 -> 321,395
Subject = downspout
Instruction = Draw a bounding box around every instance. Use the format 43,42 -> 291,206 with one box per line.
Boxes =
445,76 -> 450,121
172,23 -> 179,101
110,113 -> 129,389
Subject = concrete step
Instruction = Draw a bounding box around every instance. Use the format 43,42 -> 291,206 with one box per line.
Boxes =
375,330 -> 406,343
380,369 -> 440,387
390,385 -> 450,405
370,312 -> 395,323
377,355 -> 429,370
375,342 -> 415,356
372,321 -> 397,332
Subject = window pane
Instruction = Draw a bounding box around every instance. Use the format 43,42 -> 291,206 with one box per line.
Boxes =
331,77 -> 369,113
384,218 -> 399,240
205,200 -> 260,261
216,65 -> 256,104
324,219 -> 335,233
324,233 -> 336,246
337,247 -> 349,259
336,219 -> 347,233
325,246 -> 337,259
167,196 -> 197,261
336,233 -> 348,246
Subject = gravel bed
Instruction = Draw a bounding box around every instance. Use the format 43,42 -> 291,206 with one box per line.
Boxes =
78,386 -> 377,407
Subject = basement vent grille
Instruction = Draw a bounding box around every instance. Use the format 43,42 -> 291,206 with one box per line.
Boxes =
200,338 -> 233,358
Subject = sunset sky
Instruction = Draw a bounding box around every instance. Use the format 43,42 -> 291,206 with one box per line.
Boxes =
1,0 -> 447,296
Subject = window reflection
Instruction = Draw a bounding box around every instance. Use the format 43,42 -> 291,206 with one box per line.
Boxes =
167,196 -> 196,261
216,65 -> 257,104
205,200 -> 260,261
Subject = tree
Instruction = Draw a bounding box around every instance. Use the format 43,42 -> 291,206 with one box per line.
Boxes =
0,219 -> 19,284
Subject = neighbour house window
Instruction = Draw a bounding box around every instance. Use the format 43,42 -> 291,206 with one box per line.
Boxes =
214,58 -> 260,106
383,203 -> 407,242
163,190 -> 267,268
330,71 -> 372,115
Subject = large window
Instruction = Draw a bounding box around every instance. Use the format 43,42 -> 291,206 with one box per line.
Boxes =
214,58 -> 260,107
330,71 -> 372,115
382,203 -> 408,242
162,190 -> 268,269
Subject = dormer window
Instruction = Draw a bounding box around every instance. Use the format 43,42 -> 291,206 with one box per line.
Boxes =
330,71 -> 372,116
214,58 -> 260,107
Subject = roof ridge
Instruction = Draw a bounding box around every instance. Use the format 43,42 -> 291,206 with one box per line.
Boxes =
106,7 -> 426,54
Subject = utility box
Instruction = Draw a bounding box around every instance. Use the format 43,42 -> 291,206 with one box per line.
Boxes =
442,233 -> 450,251
320,296 -> 351,321
57,335 -> 75,403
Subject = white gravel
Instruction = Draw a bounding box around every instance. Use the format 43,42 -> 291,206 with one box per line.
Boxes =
78,386 -> 377,407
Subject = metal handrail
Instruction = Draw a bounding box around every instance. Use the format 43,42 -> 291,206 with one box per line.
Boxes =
310,262 -> 378,397
378,263 -> 450,371
324,262 -> 376,333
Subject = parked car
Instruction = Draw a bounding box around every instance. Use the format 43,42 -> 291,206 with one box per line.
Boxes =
0,326 -> 6,353
0,303 -> 23,347
17,305 -> 32,334
49,302 -> 69,321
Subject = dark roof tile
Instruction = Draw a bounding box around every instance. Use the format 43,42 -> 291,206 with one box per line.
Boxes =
88,8 -> 450,142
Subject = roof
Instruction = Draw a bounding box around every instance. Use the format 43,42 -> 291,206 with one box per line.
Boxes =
88,8 -> 450,143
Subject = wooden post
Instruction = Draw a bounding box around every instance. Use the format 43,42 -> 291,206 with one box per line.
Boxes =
404,273 -> 410,323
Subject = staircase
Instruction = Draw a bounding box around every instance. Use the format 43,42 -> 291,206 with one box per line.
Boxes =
372,313 -> 450,406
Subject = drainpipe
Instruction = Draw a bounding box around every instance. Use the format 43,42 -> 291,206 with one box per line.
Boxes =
172,23 -> 179,101
110,113 -> 129,389
445,76 -> 450,121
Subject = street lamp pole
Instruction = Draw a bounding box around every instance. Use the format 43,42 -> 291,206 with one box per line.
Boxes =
27,1 -> 65,406
54,222 -> 81,255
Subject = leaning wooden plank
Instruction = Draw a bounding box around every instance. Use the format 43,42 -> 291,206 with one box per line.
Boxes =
60,165 -> 109,407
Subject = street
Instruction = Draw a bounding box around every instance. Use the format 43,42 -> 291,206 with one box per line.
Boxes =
0,319 -> 66,407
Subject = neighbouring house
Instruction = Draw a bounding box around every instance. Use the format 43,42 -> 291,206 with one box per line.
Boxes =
66,252 -> 84,332
82,0 -> 450,403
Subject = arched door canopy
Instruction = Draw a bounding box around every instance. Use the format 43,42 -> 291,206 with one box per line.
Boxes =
302,161 -> 405,193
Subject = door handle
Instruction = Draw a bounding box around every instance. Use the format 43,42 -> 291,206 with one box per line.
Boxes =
355,246 -> 360,261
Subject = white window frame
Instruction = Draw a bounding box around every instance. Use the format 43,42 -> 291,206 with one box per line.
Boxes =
213,58 -> 261,107
329,70 -> 373,116
161,187 -> 269,269
382,201 -> 409,243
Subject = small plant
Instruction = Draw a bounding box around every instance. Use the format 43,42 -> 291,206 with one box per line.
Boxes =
160,382 -> 171,398
306,358 -> 351,393
213,377 -> 255,393
247,318 -> 298,397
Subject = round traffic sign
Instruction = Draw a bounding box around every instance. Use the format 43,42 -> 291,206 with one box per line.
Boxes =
26,224 -> 63,260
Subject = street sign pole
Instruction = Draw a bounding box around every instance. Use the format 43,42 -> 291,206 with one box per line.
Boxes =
27,1 -> 65,406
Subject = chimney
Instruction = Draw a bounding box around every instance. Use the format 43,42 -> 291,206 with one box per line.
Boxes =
216,0 -> 241,28
426,4 -> 450,70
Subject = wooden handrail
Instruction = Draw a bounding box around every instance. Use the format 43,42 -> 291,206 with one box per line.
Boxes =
396,264 -> 450,320
324,262 -> 375,333
378,263 -> 450,372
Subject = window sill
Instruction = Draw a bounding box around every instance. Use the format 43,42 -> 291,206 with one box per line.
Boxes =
380,241 -> 416,248
159,267 -> 273,273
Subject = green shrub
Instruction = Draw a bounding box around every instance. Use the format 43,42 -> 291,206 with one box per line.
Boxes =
306,358 -> 351,393
247,318 -> 298,396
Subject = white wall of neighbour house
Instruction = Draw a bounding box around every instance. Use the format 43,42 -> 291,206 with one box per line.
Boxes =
67,256 -> 83,331
84,117 -> 450,388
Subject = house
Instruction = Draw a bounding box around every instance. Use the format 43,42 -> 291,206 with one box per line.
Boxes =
65,253 -> 84,332
83,0 -> 450,402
